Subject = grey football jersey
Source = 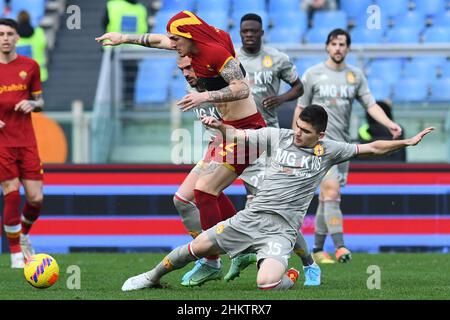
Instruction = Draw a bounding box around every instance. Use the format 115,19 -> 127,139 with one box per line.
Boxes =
244,127 -> 358,231
237,46 -> 299,128
297,62 -> 376,142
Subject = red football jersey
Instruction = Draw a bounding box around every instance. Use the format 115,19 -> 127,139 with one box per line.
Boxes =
166,10 -> 236,78
0,55 -> 42,147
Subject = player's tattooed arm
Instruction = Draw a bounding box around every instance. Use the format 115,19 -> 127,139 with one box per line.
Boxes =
122,33 -> 172,49
95,32 -> 172,50
14,92 -> 44,114
206,59 -> 250,103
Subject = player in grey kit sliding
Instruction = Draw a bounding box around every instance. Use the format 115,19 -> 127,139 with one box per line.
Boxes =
122,105 -> 433,291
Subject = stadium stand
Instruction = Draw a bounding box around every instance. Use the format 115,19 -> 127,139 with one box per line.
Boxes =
393,78 -> 429,102
430,77 -> 450,102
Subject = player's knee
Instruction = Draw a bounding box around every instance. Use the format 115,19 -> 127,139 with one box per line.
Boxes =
256,272 -> 282,289
194,177 -> 219,195
26,193 -> 43,206
321,183 -> 340,200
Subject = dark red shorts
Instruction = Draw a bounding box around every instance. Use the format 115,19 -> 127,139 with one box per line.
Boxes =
0,146 -> 43,181
203,112 -> 266,175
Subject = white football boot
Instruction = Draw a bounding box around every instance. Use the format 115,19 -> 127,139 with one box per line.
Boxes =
121,273 -> 159,291
20,234 -> 36,261
11,252 -> 25,269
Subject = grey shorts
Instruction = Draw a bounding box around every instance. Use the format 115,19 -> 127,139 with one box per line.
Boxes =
206,209 -> 296,268
239,155 -> 267,196
322,161 -> 350,187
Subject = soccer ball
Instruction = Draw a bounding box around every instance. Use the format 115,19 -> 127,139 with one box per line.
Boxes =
24,253 -> 59,289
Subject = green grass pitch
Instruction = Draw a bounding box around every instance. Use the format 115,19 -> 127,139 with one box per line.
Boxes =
1,253 -> 450,300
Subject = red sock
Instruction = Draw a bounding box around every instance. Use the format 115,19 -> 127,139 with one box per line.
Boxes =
217,192 -> 236,221
194,189 -> 222,230
21,202 -> 41,234
194,189 -> 223,261
3,191 -> 22,253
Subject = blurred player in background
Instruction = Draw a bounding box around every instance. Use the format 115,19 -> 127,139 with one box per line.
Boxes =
292,28 -> 403,264
96,10 -> 267,286
121,105 -> 432,292
0,18 -> 45,268
234,13 -> 320,284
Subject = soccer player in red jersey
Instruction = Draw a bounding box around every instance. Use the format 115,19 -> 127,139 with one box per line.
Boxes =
0,18 -> 45,268
96,10 -> 267,285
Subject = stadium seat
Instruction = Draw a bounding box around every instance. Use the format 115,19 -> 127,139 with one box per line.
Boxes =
422,26 -> 450,43
10,0 -> 46,27
231,0 -> 266,14
268,0 -> 300,14
367,59 -> 404,85
152,10 -> 178,33
266,26 -> 303,44
351,27 -> 385,44
170,76 -> 188,100
294,57 -> 325,75
312,10 -> 348,30
368,77 -> 392,101
374,0 -> 410,17
269,11 -> 308,32
16,44 -> 33,58
0,0 -> 4,16
304,28 -> 331,44
429,77 -> 450,102
197,0 -> 231,14
355,8 -> 390,30
159,0 -> 195,12
432,10 -> 450,27
403,59 -> 439,82
196,11 -> 229,30
413,0 -> 446,16
440,61 -> 450,78
394,11 -> 426,28
393,78 -> 429,102
229,27 -> 241,44
134,81 -> 169,105
138,58 -> 176,82
340,0 -> 373,20
386,27 -> 421,43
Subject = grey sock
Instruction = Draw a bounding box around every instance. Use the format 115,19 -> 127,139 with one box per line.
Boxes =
146,244 -> 197,281
293,233 -> 314,266
314,233 -> 327,252
174,194 -> 202,238
331,232 -> 345,249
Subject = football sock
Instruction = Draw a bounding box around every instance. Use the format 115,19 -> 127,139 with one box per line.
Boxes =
194,189 -> 222,230
294,233 -> 314,266
204,258 -> 221,268
146,243 -> 197,281
21,202 -> 41,235
217,192 -> 236,221
314,200 -> 328,251
313,234 -> 327,253
173,193 -> 202,238
3,191 -> 22,253
331,233 -> 345,249
324,201 -> 345,248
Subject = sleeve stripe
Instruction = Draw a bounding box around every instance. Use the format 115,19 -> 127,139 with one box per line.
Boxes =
31,90 -> 42,95
356,144 -> 360,155
218,56 -> 234,73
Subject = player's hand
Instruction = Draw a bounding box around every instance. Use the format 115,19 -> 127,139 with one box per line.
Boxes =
262,96 -> 283,109
0,120 -> 5,128
389,122 -> 403,139
200,116 -> 222,128
407,127 -> 434,146
14,100 -> 35,114
177,92 -> 208,111
95,32 -> 124,46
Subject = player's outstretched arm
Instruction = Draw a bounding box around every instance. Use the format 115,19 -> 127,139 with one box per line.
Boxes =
357,127 -> 434,156
95,32 -> 172,50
